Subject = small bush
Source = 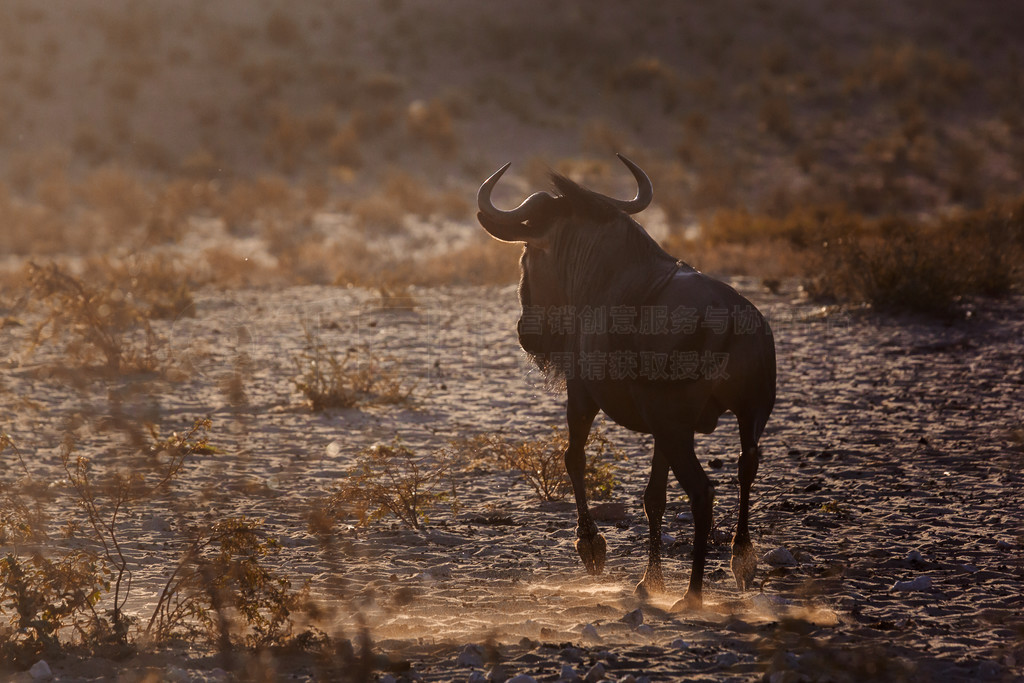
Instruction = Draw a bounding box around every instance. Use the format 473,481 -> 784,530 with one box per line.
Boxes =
488,427 -> 623,503
807,201 -> 1023,313
25,262 -> 163,374
322,439 -> 457,530
147,518 -> 308,649
0,552 -> 108,664
293,328 -> 415,410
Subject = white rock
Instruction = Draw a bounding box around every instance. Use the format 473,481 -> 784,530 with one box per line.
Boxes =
996,539 -> 1013,551
620,607 -> 644,629
676,510 -> 693,522
892,576 -> 933,592
906,549 -> 925,564
559,663 -> 580,681
660,532 -> 674,546
636,623 -> 655,637
467,671 -> 488,683
507,676 -> 537,683
584,662 -> 606,683
669,638 -> 689,650
29,661 -> 52,681
456,644 -> 484,668
581,623 -> 600,641
763,547 -> 797,566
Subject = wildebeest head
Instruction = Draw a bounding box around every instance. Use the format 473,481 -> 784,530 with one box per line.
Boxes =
477,155 -> 665,379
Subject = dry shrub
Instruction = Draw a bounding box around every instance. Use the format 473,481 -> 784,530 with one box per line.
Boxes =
349,194 -> 406,233
327,122 -> 363,167
293,328 -> 415,410
0,552 -> 108,665
265,10 -> 302,47
806,199 -> 1023,313
25,262 -> 163,374
147,517 -> 309,649
23,256 -> 193,375
179,149 -> 221,180
418,237 -> 521,286
478,427 -> 623,503
320,439 -> 457,530
216,175 -> 294,234
406,98 -> 457,156
360,72 -> 405,100
264,106 -> 310,173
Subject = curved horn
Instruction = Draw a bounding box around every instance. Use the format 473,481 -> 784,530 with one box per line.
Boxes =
477,163 -> 559,225
606,153 -> 653,214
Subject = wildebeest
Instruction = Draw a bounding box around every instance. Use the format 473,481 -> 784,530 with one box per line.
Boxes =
477,155 -> 776,609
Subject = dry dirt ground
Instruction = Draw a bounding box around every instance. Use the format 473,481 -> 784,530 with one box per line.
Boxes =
2,279 -> 1022,682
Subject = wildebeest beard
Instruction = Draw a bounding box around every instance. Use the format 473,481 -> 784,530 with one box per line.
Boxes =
516,268 -> 574,390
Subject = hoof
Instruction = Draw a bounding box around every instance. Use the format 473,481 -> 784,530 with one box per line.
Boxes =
730,540 -> 756,590
633,568 -> 665,598
575,534 -> 607,575
670,590 -> 702,612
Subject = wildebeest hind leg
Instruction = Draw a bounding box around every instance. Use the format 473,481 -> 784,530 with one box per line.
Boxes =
565,387 -> 604,574
730,422 -> 761,590
664,431 -> 713,611
634,451 -> 669,597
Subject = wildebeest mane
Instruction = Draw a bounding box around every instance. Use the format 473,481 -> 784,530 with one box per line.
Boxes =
517,173 -> 681,385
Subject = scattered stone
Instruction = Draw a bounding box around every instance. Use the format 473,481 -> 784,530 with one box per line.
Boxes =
669,638 -> 689,650
675,510 -> 693,522
620,608 -> 644,629
660,532 -> 674,546
892,576 -> 933,592
716,652 -> 740,668
29,661 -> 52,681
995,539 -> 1013,551
581,623 -> 600,641
584,662 -> 606,683
506,675 -> 537,683
467,671 -> 488,683
456,644 -> 485,668
709,457 -> 724,469
486,664 -> 510,683
763,547 -> 797,566
559,663 -> 580,682
636,623 -> 655,637
620,676 -> 638,683
906,549 -> 925,564
380,675 -> 397,683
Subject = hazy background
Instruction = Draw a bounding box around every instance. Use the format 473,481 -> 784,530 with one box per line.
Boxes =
1,0 -> 1023,291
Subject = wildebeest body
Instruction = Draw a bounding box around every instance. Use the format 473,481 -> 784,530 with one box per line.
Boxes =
478,155 -> 776,609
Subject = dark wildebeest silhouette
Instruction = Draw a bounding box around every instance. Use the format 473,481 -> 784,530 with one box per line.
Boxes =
477,155 -> 776,609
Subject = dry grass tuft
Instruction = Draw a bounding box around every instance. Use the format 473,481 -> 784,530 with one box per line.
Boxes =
318,439 -> 458,530
293,327 -> 415,410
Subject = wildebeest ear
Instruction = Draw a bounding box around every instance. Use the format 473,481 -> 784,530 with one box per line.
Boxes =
477,212 -> 546,244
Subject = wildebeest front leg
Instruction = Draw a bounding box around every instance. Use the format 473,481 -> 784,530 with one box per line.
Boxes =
565,386 -> 603,574
634,451 -> 669,597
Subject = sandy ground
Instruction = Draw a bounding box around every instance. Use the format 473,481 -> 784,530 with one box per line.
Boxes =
2,278 -> 1022,682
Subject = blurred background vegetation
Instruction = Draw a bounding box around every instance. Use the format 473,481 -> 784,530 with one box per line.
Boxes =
0,0 -> 1022,310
